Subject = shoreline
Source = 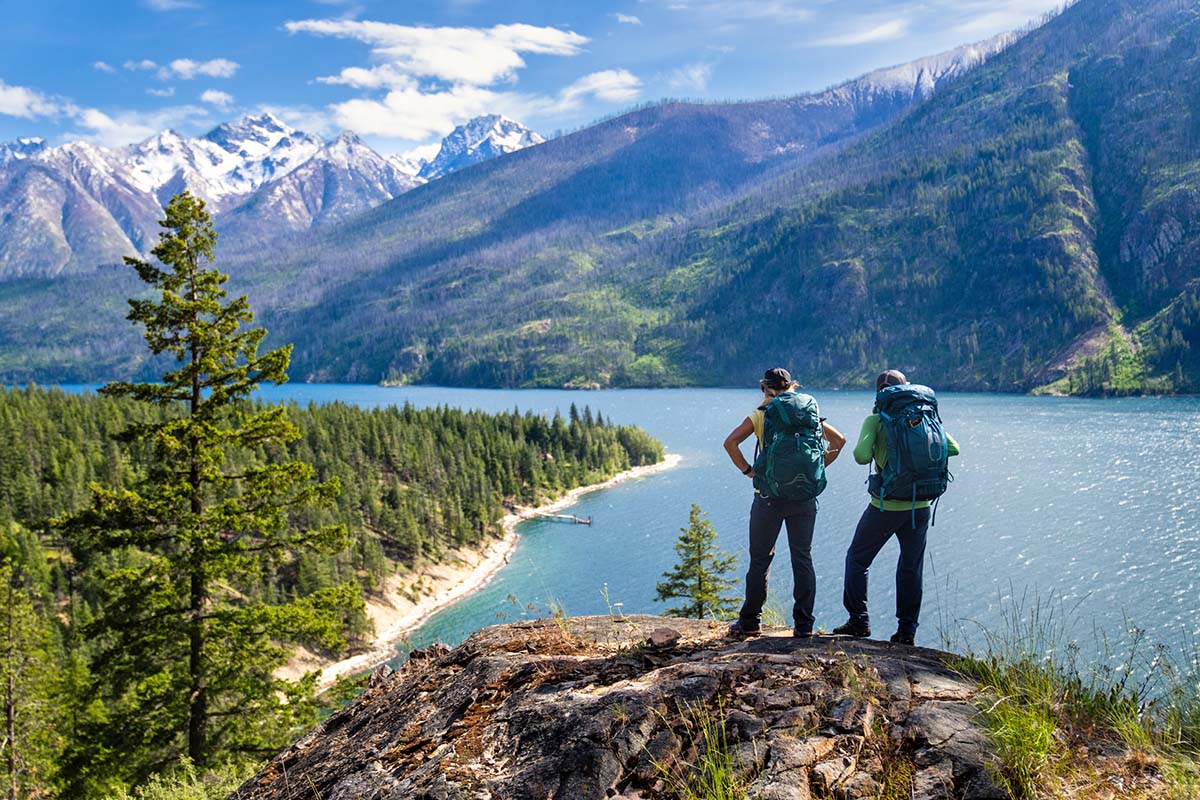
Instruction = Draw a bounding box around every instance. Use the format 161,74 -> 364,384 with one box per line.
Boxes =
290,452 -> 682,691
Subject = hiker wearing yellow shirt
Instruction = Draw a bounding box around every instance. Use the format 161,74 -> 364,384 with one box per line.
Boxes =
723,368 -> 846,639
832,369 -> 960,646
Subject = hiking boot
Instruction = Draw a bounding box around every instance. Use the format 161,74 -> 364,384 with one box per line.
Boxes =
727,621 -> 761,639
889,631 -> 915,646
831,620 -> 871,638
792,627 -> 814,639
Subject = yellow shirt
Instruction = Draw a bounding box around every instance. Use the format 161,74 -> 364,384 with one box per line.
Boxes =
749,408 -> 766,443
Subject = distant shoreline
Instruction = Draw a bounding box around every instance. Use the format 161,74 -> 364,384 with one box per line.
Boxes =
286,453 -> 683,691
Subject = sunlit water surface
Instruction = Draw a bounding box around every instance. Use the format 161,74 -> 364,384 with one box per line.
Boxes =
62,384 -> 1200,665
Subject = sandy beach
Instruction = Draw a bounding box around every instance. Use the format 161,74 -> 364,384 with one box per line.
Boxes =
284,452 -> 682,690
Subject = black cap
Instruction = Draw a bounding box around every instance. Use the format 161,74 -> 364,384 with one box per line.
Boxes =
876,369 -> 907,391
761,367 -> 794,390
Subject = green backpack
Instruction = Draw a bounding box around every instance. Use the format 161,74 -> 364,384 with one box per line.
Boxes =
752,391 -> 827,501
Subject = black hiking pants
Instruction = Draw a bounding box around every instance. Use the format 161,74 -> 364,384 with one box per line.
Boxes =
737,495 -> 818,634
842,504 -> 931,636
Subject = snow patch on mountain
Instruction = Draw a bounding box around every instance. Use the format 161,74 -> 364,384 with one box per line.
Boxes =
837,32 -> 1015,102
0,137 -> 46,167
419,115 -> 545,180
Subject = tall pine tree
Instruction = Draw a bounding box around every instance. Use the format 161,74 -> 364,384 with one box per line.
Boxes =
0,555 -> 60,800
55,192 -> 358,791
655,504 -> 739,619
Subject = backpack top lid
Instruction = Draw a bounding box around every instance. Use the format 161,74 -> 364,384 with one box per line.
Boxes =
764,390 -> 820,432
875,383 -> 937,416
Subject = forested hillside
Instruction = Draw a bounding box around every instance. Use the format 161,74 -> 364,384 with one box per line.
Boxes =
0,384 -> 661,797
0,37 -> 1009,387
221,0 -> 1200,394
0,0 -> 1196,394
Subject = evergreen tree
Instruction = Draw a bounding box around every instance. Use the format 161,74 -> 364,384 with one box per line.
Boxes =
54,193 -> 357,790
655,504 -> 739,619
0,558 -> 60,800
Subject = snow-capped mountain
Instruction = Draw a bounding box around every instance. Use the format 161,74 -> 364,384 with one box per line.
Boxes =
418,115 -> 545,180
0,112 -> 543,277
387,153 -> 428,182
830,32 -> 1013,105
221,132 -> 423,238
122,114 -> 323,211
0,137 -> 46,167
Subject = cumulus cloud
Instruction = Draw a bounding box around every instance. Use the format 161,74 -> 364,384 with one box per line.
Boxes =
0,80 -> 68,119
93,61 -> 117,74
164,58 -> 240,80
124,59 -> 159,71
557,69 -> 642,108
68,104 -> 211,147
199,89 -> 234,109
286,19 -> 588,86
287,17 -> 646,145
328,84 -> 511,140
667,62 -> 712,92
146,87 -> 177,97
614,13 -> 643,25
0,76 -> 215,147
316,64 -> 418,90
815,18 -> 909,46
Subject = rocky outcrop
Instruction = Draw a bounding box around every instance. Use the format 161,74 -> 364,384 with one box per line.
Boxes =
230,616 -> 1013,800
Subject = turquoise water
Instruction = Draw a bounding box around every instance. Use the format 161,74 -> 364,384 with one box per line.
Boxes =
60,384 -> 1200,660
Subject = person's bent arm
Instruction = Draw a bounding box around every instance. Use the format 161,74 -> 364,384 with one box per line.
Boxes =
724,418 -> 756,477
821,421 -> 846,467
853,416 -> 877,465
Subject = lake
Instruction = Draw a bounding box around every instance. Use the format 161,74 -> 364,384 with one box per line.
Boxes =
64,383 -> 1200,664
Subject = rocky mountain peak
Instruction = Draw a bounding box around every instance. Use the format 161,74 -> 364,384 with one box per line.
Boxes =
0,136 -> 48,166
418,114 -> 545,180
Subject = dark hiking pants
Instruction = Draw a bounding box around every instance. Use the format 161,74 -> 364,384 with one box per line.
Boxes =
737,495 -> 818,633
842,504 -> 931,636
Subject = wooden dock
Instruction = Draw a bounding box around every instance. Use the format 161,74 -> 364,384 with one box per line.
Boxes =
533,511 -> 593,525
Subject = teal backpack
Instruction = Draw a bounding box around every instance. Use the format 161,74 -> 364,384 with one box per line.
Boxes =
869,384 -> 950,510
752,391 -> 827,501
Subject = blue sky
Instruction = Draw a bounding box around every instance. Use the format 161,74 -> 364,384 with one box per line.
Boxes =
0,0 -> 1066,156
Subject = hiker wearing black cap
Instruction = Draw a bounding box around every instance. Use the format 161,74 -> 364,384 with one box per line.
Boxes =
723,368 -> 846,638
832,369 -> 961,646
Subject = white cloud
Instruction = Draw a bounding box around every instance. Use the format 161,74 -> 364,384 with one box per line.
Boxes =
329,84 -> 511,140
316,64 -> 418,90
815,18 -> 909,47
93,61 -> 117,74
614,13 -> 643,25
69,104 -> 212,147
288,17 -> 642,146
668,62 -> 712,92
165,58 -> 240,80
557,69 -> 642,108
124,59 -> 159,71
286,19 -> 588,86
199,89 -> 234,109
400,141 -> 442,162
0,80 -> 67,119
147,87 -> 177,97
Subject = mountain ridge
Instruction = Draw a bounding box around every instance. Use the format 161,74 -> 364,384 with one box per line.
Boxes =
0,112 -> 545,278
8,10 -> 1194,396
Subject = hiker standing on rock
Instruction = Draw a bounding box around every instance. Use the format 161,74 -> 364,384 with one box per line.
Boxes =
833,369 -> 960,646
723,368 -> 846,639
